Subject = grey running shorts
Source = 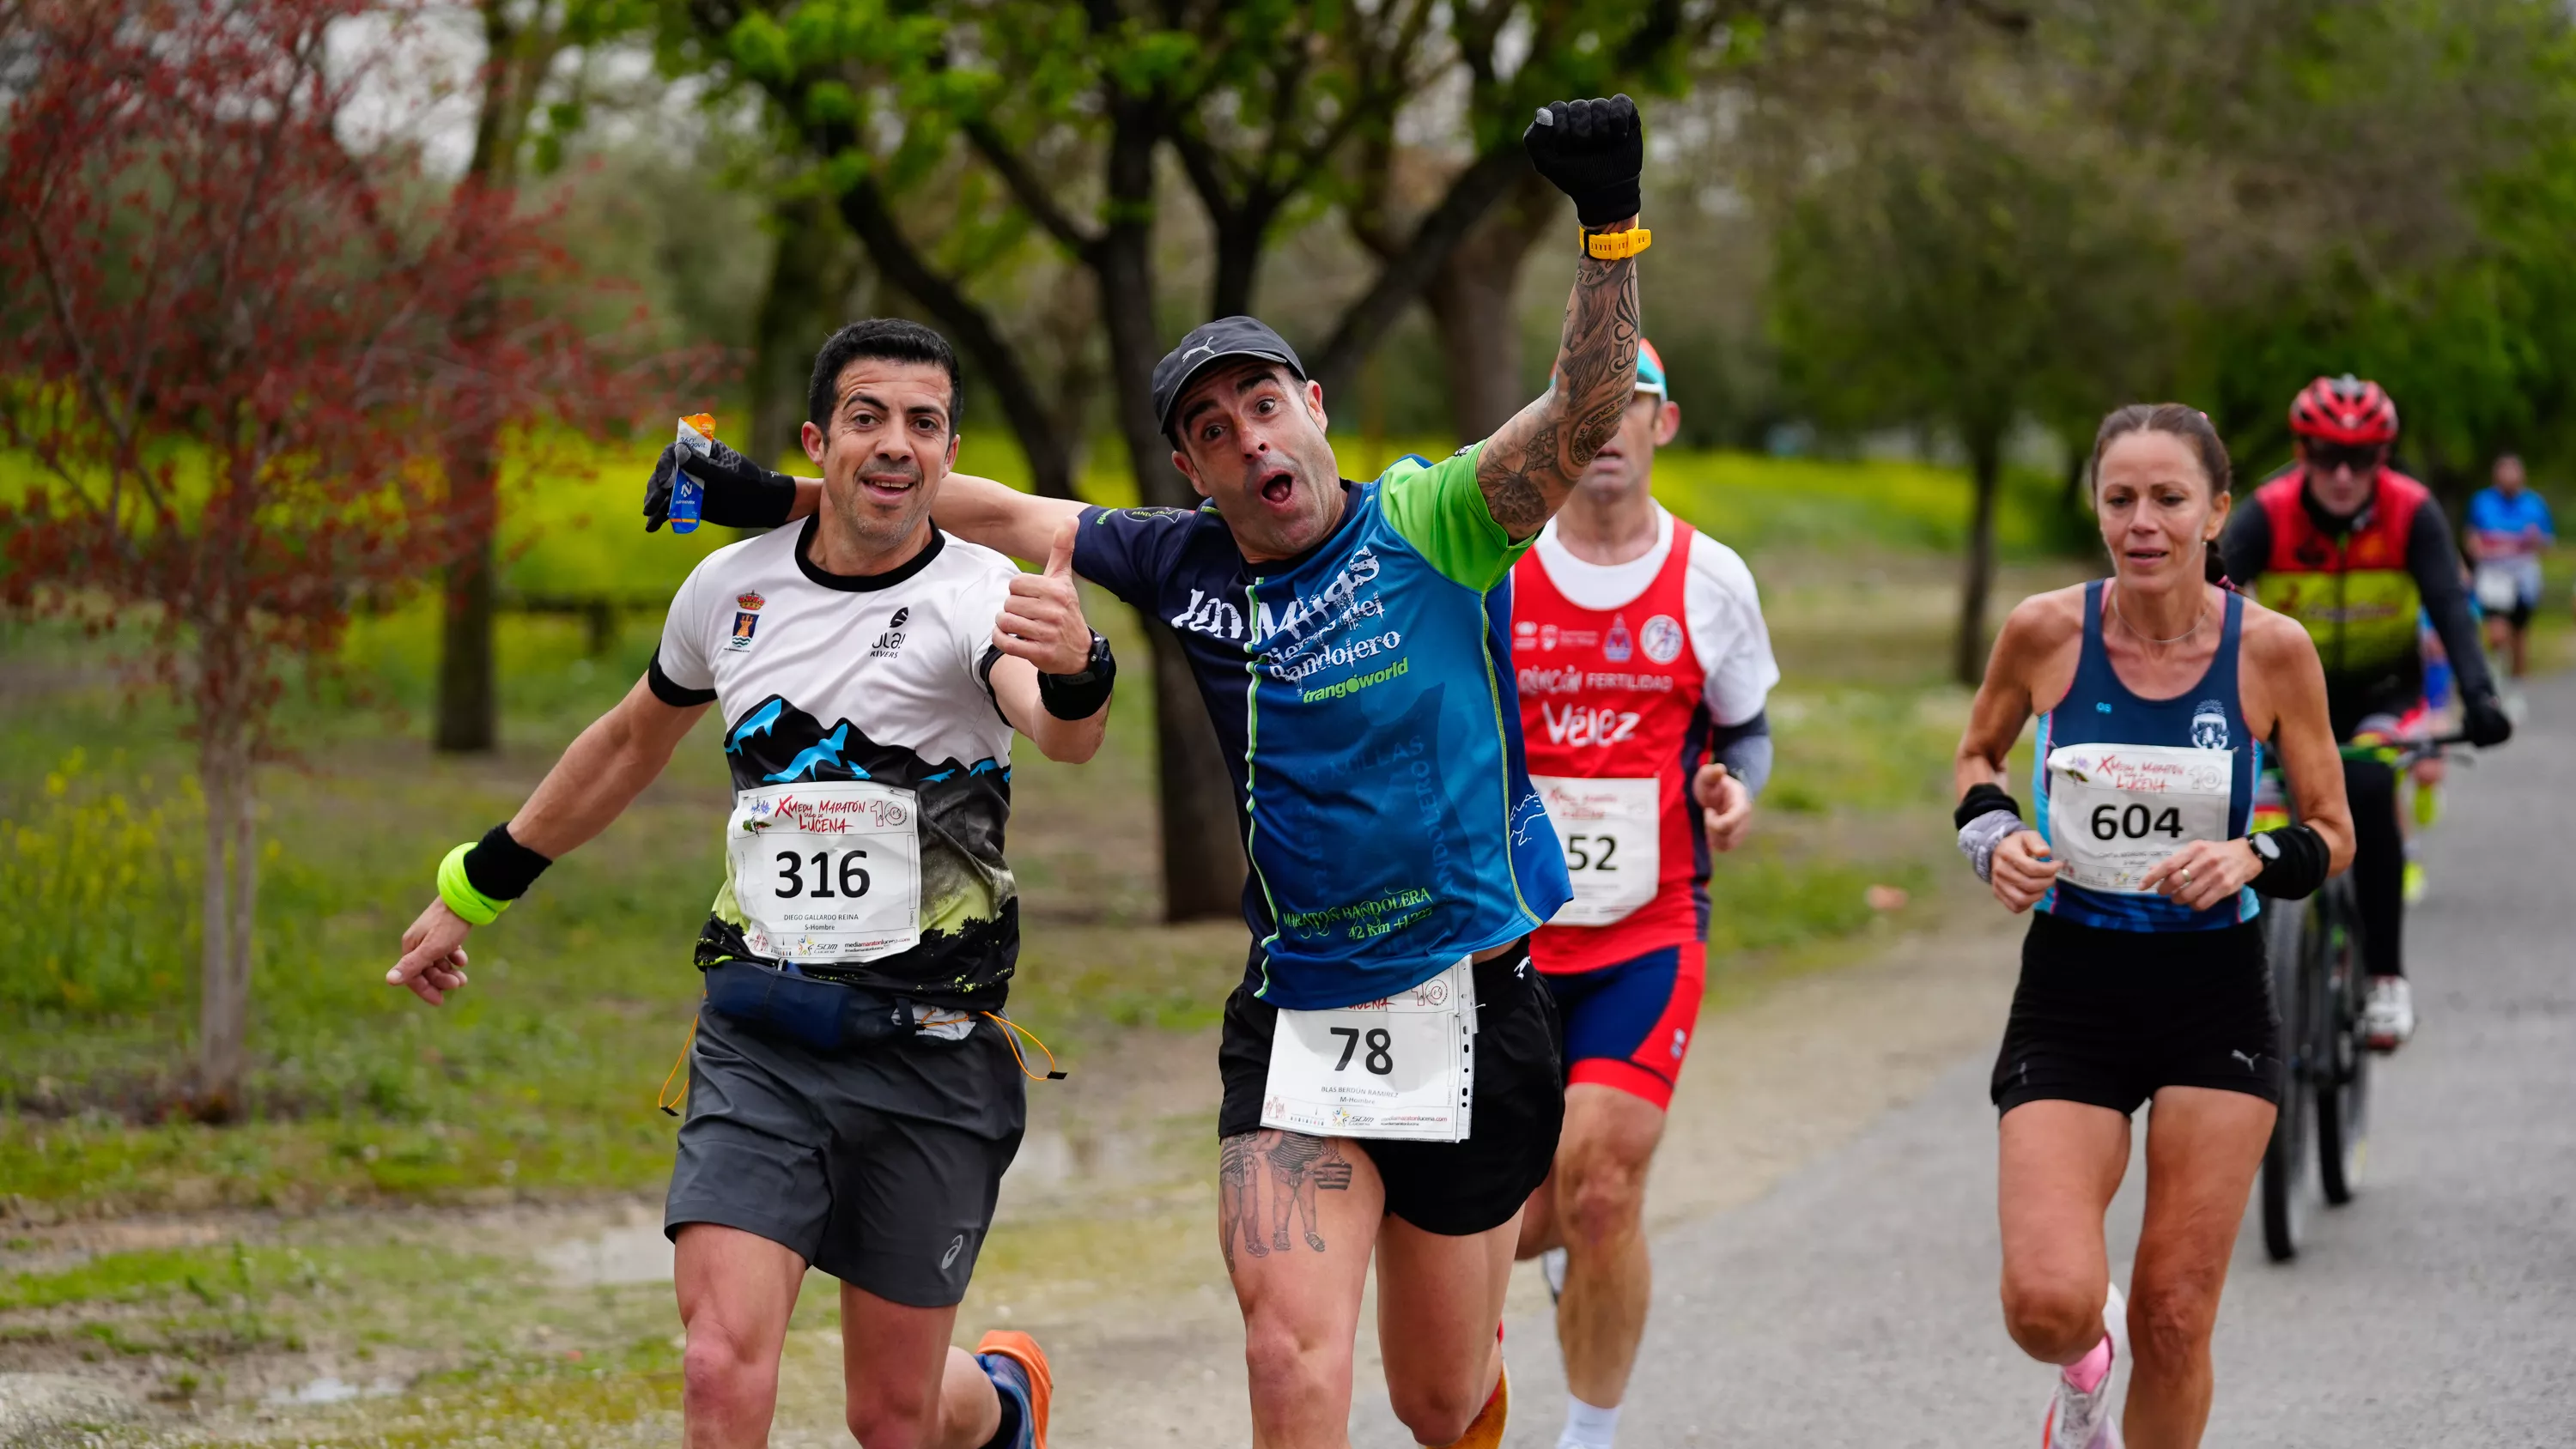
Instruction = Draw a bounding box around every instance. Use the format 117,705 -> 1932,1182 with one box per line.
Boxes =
664,997 -> 1026,1307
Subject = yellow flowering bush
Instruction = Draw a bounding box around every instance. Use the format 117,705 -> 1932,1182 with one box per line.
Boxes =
0,749 -> 202,1017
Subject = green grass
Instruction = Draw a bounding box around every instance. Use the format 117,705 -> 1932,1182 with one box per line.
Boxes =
0,437 -> 2100,1217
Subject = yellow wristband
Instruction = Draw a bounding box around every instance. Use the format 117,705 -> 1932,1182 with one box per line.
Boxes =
436,842 -> 509,926
1580,225 -> 1651,260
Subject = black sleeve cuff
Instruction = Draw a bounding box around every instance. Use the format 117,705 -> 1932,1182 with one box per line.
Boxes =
2249,822 -> 2331,900
1954,782 -> 2024,831
647,651 -> 717,707
975,645 -> 1012,724
462,823 -> 553,901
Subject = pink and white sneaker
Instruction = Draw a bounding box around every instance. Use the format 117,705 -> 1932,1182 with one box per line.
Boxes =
2041,1283 -> 2126,1449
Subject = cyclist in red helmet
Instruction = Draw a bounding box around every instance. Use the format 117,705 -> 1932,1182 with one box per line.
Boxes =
2219,374 -> 2512,1050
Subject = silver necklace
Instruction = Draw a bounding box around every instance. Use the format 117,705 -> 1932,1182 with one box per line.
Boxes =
2108,584 -> 2207,646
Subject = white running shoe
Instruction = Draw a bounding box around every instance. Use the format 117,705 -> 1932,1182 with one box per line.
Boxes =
2041,1283 -> 2126,1449
1540,1246 -> 1567,1303
2363,975 -> 2415,1052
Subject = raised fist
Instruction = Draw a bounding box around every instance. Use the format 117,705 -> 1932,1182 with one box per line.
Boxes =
1523,94 -> 1643,229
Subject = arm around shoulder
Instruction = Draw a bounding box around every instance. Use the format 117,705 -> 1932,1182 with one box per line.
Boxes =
933,474 -> 1088,565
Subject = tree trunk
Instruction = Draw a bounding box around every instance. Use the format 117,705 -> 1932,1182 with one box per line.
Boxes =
1419,170 -> 1562,445
432,0 -> 553,753
1309,145 -> 1533,403
194,728 -> 254,1120
749,191 -> 866,467
434,448 -> 500,752
1097,107 -> 1248,919
1145,621 -> 1249,920
1954,425 -> 2005,687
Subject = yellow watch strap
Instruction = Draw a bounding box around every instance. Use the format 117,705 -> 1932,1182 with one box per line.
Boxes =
1580,226 -> 1652,260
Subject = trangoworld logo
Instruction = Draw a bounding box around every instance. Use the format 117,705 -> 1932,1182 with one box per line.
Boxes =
2191,700 -> 2230,750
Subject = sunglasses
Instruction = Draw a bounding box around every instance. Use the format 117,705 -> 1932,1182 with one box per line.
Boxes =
2304,441 -> 2385,474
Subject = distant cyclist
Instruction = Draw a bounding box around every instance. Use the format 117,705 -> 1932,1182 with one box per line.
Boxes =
1508,338 -> 1777,1449
2219,374 -> 2512,1049
2465,452 -> 2555,683
1957,403 -> 2353,1449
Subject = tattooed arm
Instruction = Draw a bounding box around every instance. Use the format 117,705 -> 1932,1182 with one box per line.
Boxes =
1476,94 -> 1648,539
1474,234 -> 1642,538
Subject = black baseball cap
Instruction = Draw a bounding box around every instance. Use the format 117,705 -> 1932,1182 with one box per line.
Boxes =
1151,316 -> 1306,438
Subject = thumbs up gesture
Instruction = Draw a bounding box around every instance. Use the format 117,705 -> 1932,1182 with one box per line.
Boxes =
993,516 -> 1094,674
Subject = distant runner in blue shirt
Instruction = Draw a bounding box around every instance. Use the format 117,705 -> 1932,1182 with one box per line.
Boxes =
655,94 -> 1655,1449
2464,452 -> 2557,680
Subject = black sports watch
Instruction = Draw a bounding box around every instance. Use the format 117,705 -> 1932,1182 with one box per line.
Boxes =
2249,833 -> 2281,870
1052,630 -> 1111,684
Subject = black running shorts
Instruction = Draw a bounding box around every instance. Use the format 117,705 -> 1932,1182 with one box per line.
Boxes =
665,997 -> 1025,1307
1218,940 -> 1564,1237
1991,911 -> 2282,1116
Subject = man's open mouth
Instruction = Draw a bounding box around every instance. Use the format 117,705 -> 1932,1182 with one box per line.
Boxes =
1258,468 -> 1295,506
859,472 -> 916,500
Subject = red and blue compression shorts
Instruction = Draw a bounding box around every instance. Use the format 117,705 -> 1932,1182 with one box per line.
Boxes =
1536,941 -> 1705,1111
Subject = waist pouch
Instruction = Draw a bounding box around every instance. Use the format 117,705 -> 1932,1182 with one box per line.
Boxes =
702,961 -> 935,1055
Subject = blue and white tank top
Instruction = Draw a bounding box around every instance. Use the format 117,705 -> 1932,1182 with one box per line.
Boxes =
2033,581 -> 2260,932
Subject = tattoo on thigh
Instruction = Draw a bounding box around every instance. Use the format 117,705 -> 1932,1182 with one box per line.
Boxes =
1218,1130 -> 1352,1265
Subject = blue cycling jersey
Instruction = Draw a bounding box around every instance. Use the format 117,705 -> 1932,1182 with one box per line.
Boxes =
1073,446 -> 1571,1009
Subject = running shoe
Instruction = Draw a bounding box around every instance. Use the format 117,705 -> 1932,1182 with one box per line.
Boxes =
2040,1283 -> 2125,1449
1540,1246 -> 1567,1304
2363,975 -> 2415,1052
975,1330 -> 1052,1449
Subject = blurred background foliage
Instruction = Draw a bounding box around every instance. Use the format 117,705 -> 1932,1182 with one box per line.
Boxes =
4,0 -> 2573,1173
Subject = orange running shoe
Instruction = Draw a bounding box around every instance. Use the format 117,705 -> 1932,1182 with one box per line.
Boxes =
975,1330 -> 1052,1449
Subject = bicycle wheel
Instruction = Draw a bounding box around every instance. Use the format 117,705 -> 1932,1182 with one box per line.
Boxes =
2316,880 -> 2371,1205
2259,897 -> 2317,1262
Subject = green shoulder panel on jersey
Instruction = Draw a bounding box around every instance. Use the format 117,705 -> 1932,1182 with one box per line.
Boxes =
1376,441 -> 1530,591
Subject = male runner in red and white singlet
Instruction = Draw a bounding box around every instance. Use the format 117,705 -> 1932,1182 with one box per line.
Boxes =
1510,340 -> 1778,1449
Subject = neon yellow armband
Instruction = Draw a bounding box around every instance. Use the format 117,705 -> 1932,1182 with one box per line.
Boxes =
436,842 -> 509,926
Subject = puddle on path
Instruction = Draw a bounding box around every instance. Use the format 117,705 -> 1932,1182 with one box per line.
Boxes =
263,1374 -> 404,1405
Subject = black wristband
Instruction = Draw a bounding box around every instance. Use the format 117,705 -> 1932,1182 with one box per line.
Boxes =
2248,823 -> 2330,900
1954,783 -> 2024,832
1036,632 -> 1116,720
461,823 -> 553,902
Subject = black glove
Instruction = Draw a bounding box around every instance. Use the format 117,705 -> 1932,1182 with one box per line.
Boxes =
2464,691 -> 2513,749
1522,94 -> 1643,229
642,437 -> 798,532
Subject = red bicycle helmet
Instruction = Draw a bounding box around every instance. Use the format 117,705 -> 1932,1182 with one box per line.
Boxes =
2287,373 -> 2398,446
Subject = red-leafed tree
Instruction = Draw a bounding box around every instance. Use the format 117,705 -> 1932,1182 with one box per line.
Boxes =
0,0 -> 636,1115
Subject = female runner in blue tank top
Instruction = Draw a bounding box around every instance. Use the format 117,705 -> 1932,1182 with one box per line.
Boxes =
1953,405 -> 2354,1449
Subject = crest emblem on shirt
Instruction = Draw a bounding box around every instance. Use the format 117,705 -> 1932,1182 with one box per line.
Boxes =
728,611 -> 759,651
1603,615 -> 1633,662
1641,614 -> 1684,664
2190,700 -> 2229,750
736,591 -> 766,612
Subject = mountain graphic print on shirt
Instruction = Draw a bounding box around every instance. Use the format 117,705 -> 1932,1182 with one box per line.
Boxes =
649,520 -> 1026,1008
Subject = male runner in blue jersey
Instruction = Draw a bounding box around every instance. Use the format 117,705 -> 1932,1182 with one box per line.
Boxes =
648,94 -> 1650,1449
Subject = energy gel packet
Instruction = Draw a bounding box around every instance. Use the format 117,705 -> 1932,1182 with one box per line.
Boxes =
669,413 -> 717,534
